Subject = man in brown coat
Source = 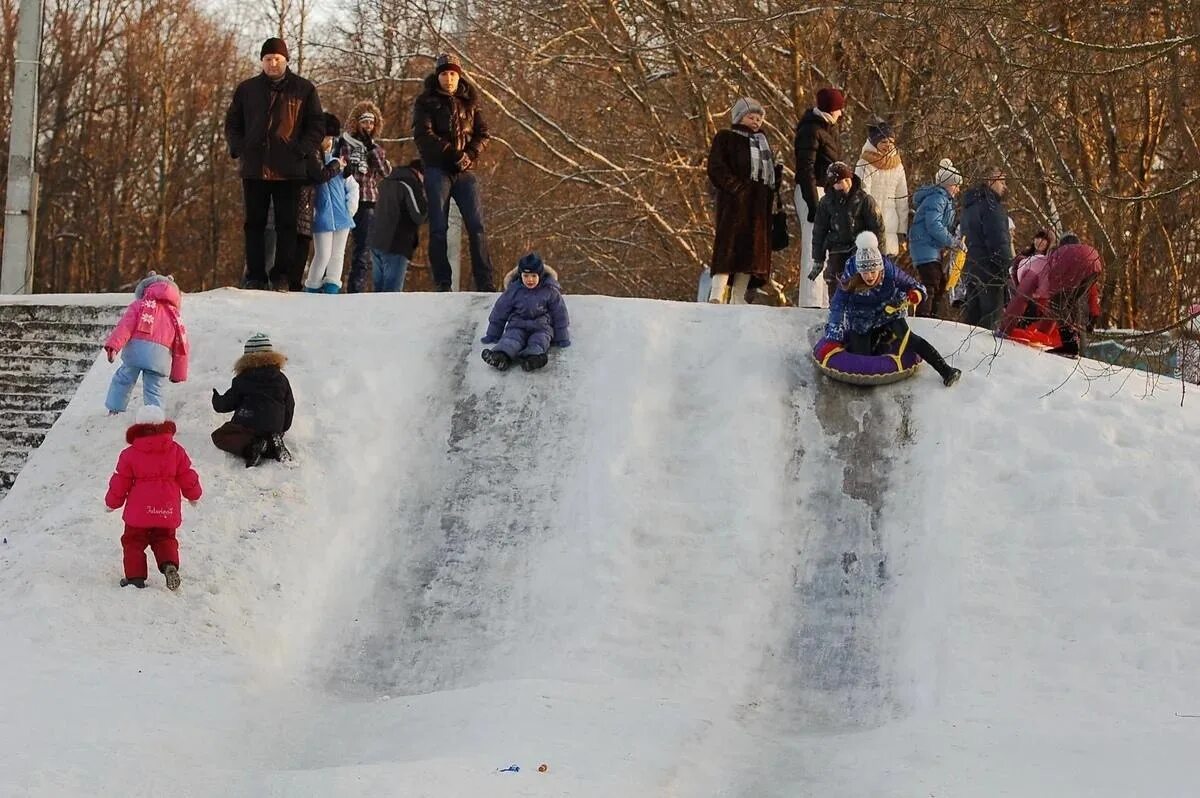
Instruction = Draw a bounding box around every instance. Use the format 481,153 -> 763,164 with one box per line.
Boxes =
224,38 -> 325,290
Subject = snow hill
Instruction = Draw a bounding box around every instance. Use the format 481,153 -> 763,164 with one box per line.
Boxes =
0,290 -> 1197,797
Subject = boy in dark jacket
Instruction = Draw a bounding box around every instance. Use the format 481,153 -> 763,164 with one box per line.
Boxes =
368,159 -> 427,291
480,253 -> 571,372
810,161 -> 884,300
211,333 -> 296,467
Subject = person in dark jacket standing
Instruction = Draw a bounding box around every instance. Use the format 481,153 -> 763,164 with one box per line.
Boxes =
225,38 -> 325,291
810,161 -> 884,301
211,333 -> 296,468
368,160 -> 427,292
958,166 -> 1013,329
794,87 -> 845,308
411,53 -> 496,292
706,98 -> 781,304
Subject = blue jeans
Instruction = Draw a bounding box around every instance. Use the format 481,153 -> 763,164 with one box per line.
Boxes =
424,167 -> 495,291
371,249 -> 410,292
347,205 -> 374,293
106,364 -> 165,413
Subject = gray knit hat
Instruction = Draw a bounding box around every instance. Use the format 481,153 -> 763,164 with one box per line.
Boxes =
244,332 -> 273,354
731,97 -> 765,125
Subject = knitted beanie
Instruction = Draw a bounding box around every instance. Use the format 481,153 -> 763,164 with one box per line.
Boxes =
260,37 -> 289,61
244,332 -> 273,354
935,158 -> 962,187
867,121 -> 895,146
816,87 -> 845,113
435,53 -> 462,75
826,161 -> 854,184
135,404 -> 165,426
518,252 -> 545,276
731,97 -> 765,125
854,231 -> 884,273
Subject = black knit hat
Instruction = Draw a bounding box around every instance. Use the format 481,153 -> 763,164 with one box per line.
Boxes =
260,37 -> 289,61
518,252 -> 545,276
435,53 -> 462,75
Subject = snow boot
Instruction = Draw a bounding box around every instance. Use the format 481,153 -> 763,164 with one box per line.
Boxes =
942,368 -> 962,387
520,353 -> 549,372
267,433 -> 292,462
481,349 -> 511,371
120,577 -> 147,589
244,437 -> 268,468
163,564 -> 181,591
321,282 -> 341,294
303,286 -> 321,293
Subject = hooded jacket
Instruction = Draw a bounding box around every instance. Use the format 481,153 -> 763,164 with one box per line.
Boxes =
484,266 -> 571,345
907,184 -> 957,265
212,351 -> 295,435
824,257 -> 924,342
105,279 -> 189,382
368,165 -> 427,257
411,73 -> 490,172
105,420 -> 202,529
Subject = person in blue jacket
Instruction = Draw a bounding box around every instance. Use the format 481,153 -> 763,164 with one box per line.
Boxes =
907,158 -> 963,317
480,253 -> 571,372
816,232 -> 962,387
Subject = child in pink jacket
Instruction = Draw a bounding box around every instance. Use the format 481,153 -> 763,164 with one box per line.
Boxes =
105,404 -> 202,589
104,272 -> 190,414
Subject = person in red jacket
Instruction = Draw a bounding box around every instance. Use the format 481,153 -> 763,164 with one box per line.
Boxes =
997,233 -> 1102,358
105,404 -> 202,590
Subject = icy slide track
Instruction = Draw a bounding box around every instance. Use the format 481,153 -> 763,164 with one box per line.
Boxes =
1,290 -> 1197,797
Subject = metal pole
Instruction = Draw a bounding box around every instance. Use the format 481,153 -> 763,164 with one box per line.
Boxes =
1,0 -> 42,295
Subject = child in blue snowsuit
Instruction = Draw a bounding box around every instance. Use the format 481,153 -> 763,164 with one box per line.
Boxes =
480,253 -> 571,372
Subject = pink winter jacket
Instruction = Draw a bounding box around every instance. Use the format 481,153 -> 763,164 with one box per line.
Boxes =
105,280 -> 190,382
105,421 -> 202,529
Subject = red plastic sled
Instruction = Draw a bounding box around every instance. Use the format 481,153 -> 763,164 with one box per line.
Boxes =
1007,323 -> 1062,350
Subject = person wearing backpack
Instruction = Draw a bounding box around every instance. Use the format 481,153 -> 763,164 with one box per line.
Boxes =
368,159 -> 427,292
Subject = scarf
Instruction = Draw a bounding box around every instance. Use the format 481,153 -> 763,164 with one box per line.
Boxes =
859,141 -> 902,171
813,108 -> 837,126
734,128 -> 776,187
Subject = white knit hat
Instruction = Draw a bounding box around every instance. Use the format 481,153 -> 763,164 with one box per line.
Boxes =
731,97 -> 765,125
935,158 -> 962,188
854,231 -> 884,273
135,404 -> 165,426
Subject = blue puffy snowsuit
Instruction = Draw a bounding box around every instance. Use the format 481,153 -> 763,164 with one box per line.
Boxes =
483,266 -> 571,359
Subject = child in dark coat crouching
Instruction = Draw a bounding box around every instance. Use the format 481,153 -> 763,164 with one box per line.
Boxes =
211,333 -> 296,467
480,253 -> 571,372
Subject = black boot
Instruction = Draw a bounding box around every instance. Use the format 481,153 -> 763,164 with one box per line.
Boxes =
923,350 -> 961,387
520,353 -> 549,372
481,349 -> 511,371
1047,341 -> 1080,359
120,577 -> 147,589
267,433 -> 292,462
244,437 -> 268,468
942,368 -> 962,387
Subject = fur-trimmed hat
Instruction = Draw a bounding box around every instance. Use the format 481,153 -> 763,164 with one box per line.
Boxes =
135,404 -> 165,426
244,332 -> 273,354
816,87 -> 845,113
435,53 -> 462,75
260,37 -> 289,61
854,231 -> 884,273
518,252 -> 545,276
731,97 -> 765,125
134,271 -> 175,298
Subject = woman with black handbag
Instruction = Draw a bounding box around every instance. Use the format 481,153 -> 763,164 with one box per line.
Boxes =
706,97 -> 783,304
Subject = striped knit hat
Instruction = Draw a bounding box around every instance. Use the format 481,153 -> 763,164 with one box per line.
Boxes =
244,332 -> 273,354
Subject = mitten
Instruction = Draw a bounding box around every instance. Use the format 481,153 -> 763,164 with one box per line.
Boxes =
480,335 -> 500,344
815,340 -> 843,362
906,290 -> 923,306
806,206 -> 817,223
104,346 -> 115,363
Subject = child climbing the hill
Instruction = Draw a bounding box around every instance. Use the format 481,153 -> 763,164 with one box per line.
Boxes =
105,404 -> 202,590
816,232 -> 962,387
480,253 -> 571,372
103,272 -> 189,413
304,112 -> 358,293
211,333 -> 296,467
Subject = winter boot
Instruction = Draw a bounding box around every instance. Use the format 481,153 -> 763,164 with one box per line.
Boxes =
1047,341 -> 1080,359
244,437 -> 269,468
321,282 -> 341,294
267,433 -> 293,462
120,577 -> 147,589
520,353 -> 549,372
303,286 -> 321,293
924,351 -> 961,388
942,368 -> 962,387
481,349 -> 511,371
163,563 -> 181,591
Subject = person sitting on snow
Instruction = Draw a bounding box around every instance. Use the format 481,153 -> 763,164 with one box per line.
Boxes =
479,253 -> 571,372
105,404 -> 202,590
211,333 -> 296,467
816,231 -> 962,387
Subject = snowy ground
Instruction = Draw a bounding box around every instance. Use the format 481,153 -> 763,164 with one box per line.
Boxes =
1,289 -> 1197,797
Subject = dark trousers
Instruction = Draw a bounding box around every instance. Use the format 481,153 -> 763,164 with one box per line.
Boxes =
1049,276 -> 1097,353
915,262 -> 946,318
212,421 -> 257,456
823,250 -> 852,299
961,270 -> 1008,330
347,204 -> 374,293
846,318 -> 953,378
425,167 -> 496,291
243,180 -> 301,286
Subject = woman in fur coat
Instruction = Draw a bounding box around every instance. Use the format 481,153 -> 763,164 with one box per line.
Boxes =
337,100 -> 392,292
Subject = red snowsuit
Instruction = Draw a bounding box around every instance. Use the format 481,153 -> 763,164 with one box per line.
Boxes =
105,420 -> 202,580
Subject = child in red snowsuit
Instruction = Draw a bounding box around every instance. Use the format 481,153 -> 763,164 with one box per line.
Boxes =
105,404 -> 202,590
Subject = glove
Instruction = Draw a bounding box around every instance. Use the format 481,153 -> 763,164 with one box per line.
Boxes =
104,347 -> 115,363
807,262 -> 825,281
554,340 -> 571,348
906,290 -> 923,307
480,335 -> 499,344
814,340 -> 843,362
806,205 -> 816,224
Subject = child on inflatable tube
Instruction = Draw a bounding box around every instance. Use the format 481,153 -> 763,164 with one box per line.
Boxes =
815,232 -> 962,387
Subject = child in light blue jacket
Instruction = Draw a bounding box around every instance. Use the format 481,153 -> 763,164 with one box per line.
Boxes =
304,112 -> 358,294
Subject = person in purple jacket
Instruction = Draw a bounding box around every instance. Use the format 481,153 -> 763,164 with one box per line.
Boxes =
480,253 -> 571,372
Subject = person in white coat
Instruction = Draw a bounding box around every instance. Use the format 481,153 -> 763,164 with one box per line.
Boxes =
854,122 -> 909,257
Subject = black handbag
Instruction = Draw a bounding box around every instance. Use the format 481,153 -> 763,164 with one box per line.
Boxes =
771,190 -> 789,252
